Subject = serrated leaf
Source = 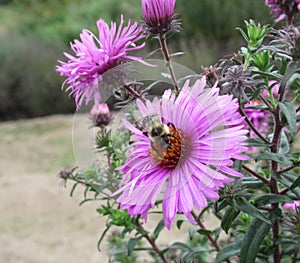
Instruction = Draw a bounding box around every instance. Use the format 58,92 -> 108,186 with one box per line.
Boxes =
153,219 -> 165,240
279,101 -> 297,139
240,218 -> 271,263
255,152 -> 293,165
221,207 -> 240,234
216,241 -> 241,263
236,197 -> 270,224
127,236 -> 142,256
252,194 -> 293,206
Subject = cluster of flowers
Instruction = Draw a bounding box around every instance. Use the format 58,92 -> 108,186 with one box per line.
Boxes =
265,0 -> 300,24
57,0 -> 298,229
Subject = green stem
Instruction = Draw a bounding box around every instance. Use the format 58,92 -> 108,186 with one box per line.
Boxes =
268,89 -> 276,109
158,33 -> 179,92
243,53 -> 251,70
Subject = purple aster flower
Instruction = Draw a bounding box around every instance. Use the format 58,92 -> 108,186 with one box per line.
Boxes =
113,77 -> 248,229
265,0 -> 300,25
141,0 -> 181,35
56,15 -> 145,108
244,100 -> 269,136
283,200 -> 300,210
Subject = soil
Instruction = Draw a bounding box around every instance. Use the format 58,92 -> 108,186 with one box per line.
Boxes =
1,114 -> 217,262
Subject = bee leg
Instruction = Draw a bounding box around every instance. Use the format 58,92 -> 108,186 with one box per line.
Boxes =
167,123 -> 176,130
143,131 -> 149,137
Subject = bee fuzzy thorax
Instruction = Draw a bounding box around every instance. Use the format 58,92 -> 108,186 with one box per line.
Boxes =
142,114 -> 192,169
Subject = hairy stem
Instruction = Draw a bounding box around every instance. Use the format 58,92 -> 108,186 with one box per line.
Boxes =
242,164 -> 269,185
136,219 -> 168,263
159,34 -> 179,92
238,107 -> 270,144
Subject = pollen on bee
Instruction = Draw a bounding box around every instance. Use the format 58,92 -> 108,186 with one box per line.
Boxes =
150,125 -> 192,169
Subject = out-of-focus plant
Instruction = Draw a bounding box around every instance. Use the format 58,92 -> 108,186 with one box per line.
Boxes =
57,1 -> 300,262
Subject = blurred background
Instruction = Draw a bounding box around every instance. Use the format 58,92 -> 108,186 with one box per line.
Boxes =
0,0 -> 273,121
0,0 -> 274,262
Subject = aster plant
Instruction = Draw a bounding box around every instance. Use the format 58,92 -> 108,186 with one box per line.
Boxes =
57,1 -> 300,263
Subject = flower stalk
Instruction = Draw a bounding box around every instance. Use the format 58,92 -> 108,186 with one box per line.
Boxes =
159,33 -> 179,92
136,219 -> 168,263
238,107 -> 270,144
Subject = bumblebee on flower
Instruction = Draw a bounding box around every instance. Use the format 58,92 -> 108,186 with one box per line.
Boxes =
113,77 -> 249,229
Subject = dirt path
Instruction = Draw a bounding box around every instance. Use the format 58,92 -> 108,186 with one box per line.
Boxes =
0,114 -> 200,263
0,115 -> 108,262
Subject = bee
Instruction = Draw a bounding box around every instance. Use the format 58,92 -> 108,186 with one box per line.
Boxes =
142,114 -> 176,159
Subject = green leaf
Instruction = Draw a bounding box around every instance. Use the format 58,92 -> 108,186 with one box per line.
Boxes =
236,197 -> 270,224
188,228 -> 197,240
280,61 -> 298,94
252,194 -> 293,206
290,175 -> 300,190
246,138 -> 271,147
279,101 -> 297,139
97,225 -> 111,252
153,219 -> 165,240
197,229 -> 213,237
176,219 -> 184,230
216,241 -> 241,263
127,236 -> 142,256
255,152 -> 293,165
221,207 -> 240,234
170,242 -> 192,252
240,218 -> 271,263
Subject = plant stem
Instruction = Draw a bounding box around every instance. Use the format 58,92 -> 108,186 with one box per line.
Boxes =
277,165 -> 296,174
158,33 -> 179,92
123,84 -> 145,103
269,106 -> 282,263
241,164 -> 269,185
258,94 -> 274,112
238,107 -> 270,145
243,53 -> 251,70
292,251 -> 298,263
191,211 -> 233,263
136,219 -> 168,263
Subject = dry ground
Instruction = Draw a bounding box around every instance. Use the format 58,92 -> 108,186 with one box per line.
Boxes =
1,114 -> 219,263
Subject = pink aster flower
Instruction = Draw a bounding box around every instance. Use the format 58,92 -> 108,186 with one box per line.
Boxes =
265,0 -> 300,25
56,15 -> 145,108
141,0 -> 180,34
244,100 -> 269,137
113,77 -> 248,229
283,200 -> 300,210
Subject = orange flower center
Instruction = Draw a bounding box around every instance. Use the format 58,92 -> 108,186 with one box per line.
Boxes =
150,125 -> 192,169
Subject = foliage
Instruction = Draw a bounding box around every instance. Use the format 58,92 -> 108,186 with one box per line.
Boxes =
59,8 -> 300,262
